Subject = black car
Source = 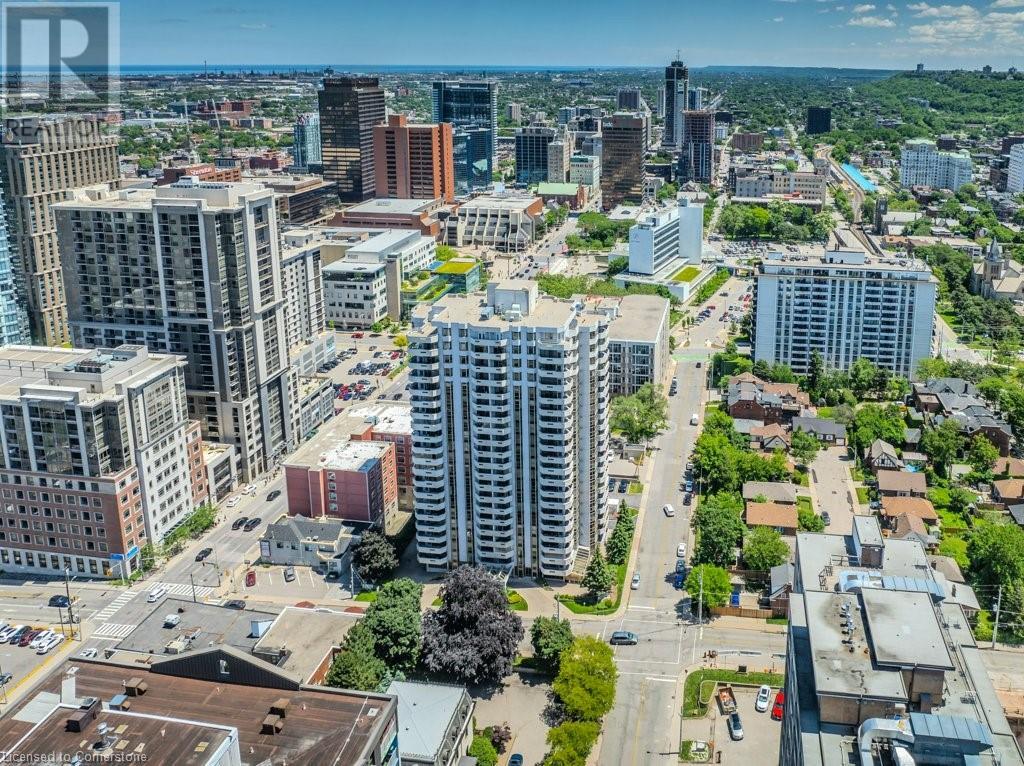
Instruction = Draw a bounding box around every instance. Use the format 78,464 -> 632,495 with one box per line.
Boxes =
231,517 -> 249,530
266,490 -> 281,502
47,595 -> 70,609
195,547 -> 213,562
0,672 -> 11,685
821,511 -> 832,526
242,518 -> 262,532
325,571 -> 341,582
223,600 -> 246,610
683,493 -> 693,506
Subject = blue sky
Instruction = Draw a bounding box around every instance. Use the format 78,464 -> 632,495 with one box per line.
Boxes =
117,0 -> 1024,70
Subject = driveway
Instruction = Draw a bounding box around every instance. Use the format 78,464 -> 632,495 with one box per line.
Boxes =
679,686 -> 781,764
472,673 -> 554,766
809,446 -> 857,535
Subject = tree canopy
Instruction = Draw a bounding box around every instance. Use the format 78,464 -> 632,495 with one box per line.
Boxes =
610,384 -> 669,443
551,636 -> 618,722
743,526 -> 790,571
686,564 -> 732,613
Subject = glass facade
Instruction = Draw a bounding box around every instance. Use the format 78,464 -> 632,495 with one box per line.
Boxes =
0,175 -> 29,346
452,127 -> 492,193
293,113 -> 322,170
432,81 -> 496,192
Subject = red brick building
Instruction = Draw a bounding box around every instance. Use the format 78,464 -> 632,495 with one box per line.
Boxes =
373,115 -> 455,202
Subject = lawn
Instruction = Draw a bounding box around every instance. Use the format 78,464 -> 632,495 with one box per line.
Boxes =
938,534 -> 969,569
628,481 -> 644,494
671,266 -> 701,283
850,466 -> 866,482
855,487 -> 869,505
507,589 -> 528,612
558,564 -> 626,616
682,669 -> 785,717
354,590 -> 378,602
433,259 -> 478,275
796,496 -> 813,514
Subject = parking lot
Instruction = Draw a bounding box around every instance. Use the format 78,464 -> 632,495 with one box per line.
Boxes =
322,331 -> 408,407
231,563 -> 356,604
682,685 -> 782,763
0,621 -> 78,707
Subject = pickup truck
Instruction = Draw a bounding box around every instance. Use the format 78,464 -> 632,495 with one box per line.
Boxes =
718,685 -> 738,714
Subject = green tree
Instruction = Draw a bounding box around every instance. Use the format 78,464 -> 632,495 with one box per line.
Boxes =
324,621 -> 386,691
362,578 -> 423,672
581,551 -> 614,599
686,564 -> 732,612
694,497 -> 745,568
966,435 -> 999,475
790,428 -> 820,467
436,244 -> 459,261
743,526 -> 790,571
798,506 -> 825,532
921,418 -> 965,478
605,507 -> 637,565
607,256 -> 629,276
848,403 -> 906,455
544,721 -> 601,766
352,531 -> 399,585
552,636 -> 618,721
947,486 -> 976,516
468,735 -> 498,766
967,523 -> 1024,590
609,383 -> 669,444
848,358 -> 879,399
530,616 -> 574,674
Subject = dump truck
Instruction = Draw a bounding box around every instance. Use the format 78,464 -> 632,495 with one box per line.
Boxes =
717,685 -> 737,714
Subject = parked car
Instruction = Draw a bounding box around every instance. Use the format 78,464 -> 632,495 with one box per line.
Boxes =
231,517 -> 249,530
630,573 -> 641,590
727,712 -> 745,740
147,585 -> 168,603
618,479 -> 629,493
78,648 -> 98,660
509,756 -> 524,766
243,518 -> 262,532
30,630 -> 53,649
771,689 -> 785,720
163,614 -> 181,628
226,496 -> 240,509
195,547 -> 213,562
609,630 -> 639,645
37,634 -> 63,655
325,571 -> 341,582
7,626 -> 30,644
663,504 -> 675,517
224,599 -> 246,610
0,625 -> 20,642
756,684 -> 772,712
245,570 -> 256,587
48,594 -> 70,608
18,629 -> 40,647
683,493 -> 692,506
821,511 -> 832,526
675,558 -> 687,574
677,542 -> 687,558
674,573 -> 685,589
266,490 -> 281,502
284,566 -> 296,583
690,413 -> 699,426
0,673 -> 11,685
684,480 -> 693,492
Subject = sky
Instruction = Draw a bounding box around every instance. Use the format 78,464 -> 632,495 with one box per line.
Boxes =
114,0 -> 1024,71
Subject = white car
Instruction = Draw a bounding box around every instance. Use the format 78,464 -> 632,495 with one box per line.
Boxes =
663,504 -> 676,517
243,484 -> 257,496
29,630 -> 53,649
0,625 -> 22,643
630,573 -> 641,590
690,413 -> 699,426
676,542 -> 687,558
37,634 -> 64,655
78,648 -> 98,659
755,684 -> 772,713
147,585 -> 168,603
226,496 -> 241,509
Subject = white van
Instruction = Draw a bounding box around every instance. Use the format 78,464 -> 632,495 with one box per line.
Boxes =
147,585 -> 168,603
690,413 -> 699,426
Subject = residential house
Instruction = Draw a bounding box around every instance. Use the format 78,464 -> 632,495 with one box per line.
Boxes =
994,478 -> 1024,505
791,417 -> 847,445
904,427 -> 922,450
866,439 -> 904,472
876,469 -> 927,498
913,378 -> 1013,456
1008,504 -> 1024,528
768,562 -> 794,617
912,378 -> 980,414
892,512 -> 938,551
750,423 -> 790,452
744,502 -> 798,536
726,373 -> 811,425
259,516 -> 359,574
902,451 -> 928,469
995,456 -> 1024,478
742,481 -> 798,505
879,495 -> 938,526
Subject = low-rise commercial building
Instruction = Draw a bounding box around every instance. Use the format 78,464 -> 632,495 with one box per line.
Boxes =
386,680 -> 475,766
445,194 -> 544,252
263,175 -> 337,225
779,519 -> 1020,765
259,515 -> 357,572
331,197 -> 448,239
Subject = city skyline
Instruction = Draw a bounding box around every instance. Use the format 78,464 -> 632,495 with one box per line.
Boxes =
120,0 -> 1024,71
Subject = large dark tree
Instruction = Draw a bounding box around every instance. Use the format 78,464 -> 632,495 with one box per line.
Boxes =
352,530 -> 399,584
421,566 -> 524,684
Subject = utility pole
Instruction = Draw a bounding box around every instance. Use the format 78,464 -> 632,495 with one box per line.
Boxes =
190,573 -> 197,603
63,569 -> 77,641
691,567 -> 704,663
992,584 -> 1003,649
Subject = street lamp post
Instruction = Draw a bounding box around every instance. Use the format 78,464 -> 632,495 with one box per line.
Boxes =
63,569 -> 78,641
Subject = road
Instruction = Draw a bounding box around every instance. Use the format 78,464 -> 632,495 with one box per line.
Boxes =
933,314 -> 988,365
598,276 -> 761,766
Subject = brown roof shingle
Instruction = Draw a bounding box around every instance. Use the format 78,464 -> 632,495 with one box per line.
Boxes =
744,502 -> 798,529
880,496 -> 938,523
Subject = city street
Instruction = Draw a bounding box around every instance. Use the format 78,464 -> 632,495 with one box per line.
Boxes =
598,276 -> 763,766
933,314 -> 988,365
808,447 -> 858,535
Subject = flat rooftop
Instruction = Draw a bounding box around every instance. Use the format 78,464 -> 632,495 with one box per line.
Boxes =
0,660 -> 394,765
413,290 -> 604,332
460,194 -> 539,211
343,197 -> 438,215
347,401 -> 412,436
115,598 -> 277,657
608,294 -> 669,343
254,607 -> 357,681
861,588 -> 954,671
803,590 -> 907,701
759,247 -> 935,278
348,228 -> 421,256
286,430 -> 390,473
386,681 -> 470,762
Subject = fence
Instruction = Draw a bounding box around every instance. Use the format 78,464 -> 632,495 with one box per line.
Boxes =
710,605 -> 774,619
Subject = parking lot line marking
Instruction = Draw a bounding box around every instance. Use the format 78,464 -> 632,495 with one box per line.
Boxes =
628,605 -> 656,610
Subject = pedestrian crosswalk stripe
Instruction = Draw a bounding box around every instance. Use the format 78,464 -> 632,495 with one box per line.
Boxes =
93,591 -> 136,621
148,581 -> 214,599
91,622 -> 135,639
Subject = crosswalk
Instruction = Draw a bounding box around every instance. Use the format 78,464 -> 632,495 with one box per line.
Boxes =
147,581 -> 214,600
92,590 -> 136,622
91,622 -> 136,640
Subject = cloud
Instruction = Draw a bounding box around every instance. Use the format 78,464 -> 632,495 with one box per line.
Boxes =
852,3 -> 875,10
849,14 -> 897,25
239,22 -> 269,30
991,0 -> 1024,7
772,15 -> 785,21
907,2 -> 978,17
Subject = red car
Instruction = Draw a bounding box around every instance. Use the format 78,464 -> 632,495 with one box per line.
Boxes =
245,570 -> 256,587
352,332 -> 364,339
771,690 -> 785,721
18,629 -> 39,647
